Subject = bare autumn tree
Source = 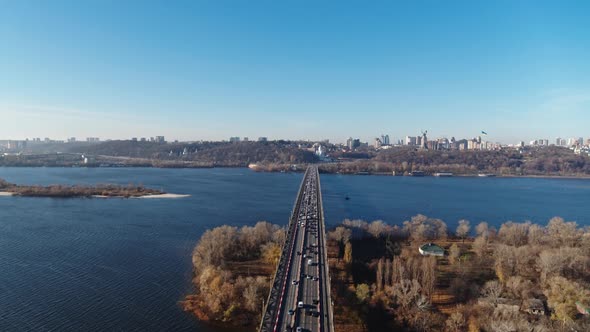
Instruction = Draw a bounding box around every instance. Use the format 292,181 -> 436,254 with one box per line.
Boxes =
494,244 -> 519,283
391,258 -> 405,286
472,235 -> 488,257
392,279 -> 421,311
421,256 -> 437,298
242,276 -> 268,312
456,219 -> 471,242
446,312 -> 466,332
481,280 -> 503,305
476,221 -> 489,239
546,217 -> 580,247
449,243 -> 461,265
527,223 -> 545,246
329,226 -> 352,244
193,225 -> 239,268
384,259 -> 391,287
498,221 -> 530,247
343,242 -> 353,265
376,258 -> 384,292
368,220 -> 390,238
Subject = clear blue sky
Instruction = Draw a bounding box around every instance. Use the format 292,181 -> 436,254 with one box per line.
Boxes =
1,1 -> 589,143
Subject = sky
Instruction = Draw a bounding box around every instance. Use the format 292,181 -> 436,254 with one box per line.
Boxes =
1,1 -> 590,144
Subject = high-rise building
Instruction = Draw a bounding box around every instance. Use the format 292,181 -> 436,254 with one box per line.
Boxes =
258,137 -> 268,142
243,137 -> 249,142
405,136 -> 416,146
381,134 -> 390,146
556,137 -> 562,146
155,136 -> 166,143
229,137 -> 240,143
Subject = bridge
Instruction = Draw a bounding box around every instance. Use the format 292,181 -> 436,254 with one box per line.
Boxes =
259,166 -> 334,332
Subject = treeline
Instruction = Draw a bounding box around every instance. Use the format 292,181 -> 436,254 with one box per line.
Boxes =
0,178 -> 163,198
319,146 -> 590,176
182,222 -> 286,327
68,140 -> 318,166
327,215 -> 590,332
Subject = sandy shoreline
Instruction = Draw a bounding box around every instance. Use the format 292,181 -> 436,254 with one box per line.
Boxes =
92,193 -> 190,199
134,193 -> 191,199
0,192 -> 189,199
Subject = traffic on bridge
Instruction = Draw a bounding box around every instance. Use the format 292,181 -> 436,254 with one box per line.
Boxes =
259,166 -> 334,332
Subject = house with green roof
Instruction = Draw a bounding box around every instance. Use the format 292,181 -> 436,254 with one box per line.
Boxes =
419,243 -> 445,257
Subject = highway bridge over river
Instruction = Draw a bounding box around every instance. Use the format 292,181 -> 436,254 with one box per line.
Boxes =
259,166 -> 334,332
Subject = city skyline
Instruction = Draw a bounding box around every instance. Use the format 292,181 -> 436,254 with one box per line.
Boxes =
2,1 -> 590,143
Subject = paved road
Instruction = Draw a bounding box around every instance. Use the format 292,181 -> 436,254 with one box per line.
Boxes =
260,166 -> 334,332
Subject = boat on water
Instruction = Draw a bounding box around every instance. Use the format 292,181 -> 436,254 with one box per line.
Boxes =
409,171 -> 425,177
434,172 -> 453,177
478,173 -> 496,177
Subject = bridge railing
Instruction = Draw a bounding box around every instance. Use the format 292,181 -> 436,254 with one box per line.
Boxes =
316,167 -> 335,332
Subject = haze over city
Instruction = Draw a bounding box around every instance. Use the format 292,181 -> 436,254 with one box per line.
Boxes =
2,1 -> 590,143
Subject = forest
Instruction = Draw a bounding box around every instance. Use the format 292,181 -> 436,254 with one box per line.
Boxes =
326,216 -> 590,331
320,146 -> 590,176
67,140 -> 318,166
181,222 -> 285,327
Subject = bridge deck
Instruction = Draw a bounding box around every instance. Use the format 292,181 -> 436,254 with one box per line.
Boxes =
259,166 -> 334,332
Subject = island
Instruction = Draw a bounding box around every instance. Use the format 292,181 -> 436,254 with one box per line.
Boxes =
0,178 -> 183,198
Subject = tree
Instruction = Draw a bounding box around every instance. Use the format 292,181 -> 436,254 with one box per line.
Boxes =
498,221 -> 530,247
421,256 -> 437,298
376,258 -> 384,292
449,243 -> 461,265
456,219 -> 471,242
476,221 -> 489,239
472,235 -> 487,257
329,226 -> 352,244
261,242 -> 282,267
344,242 -> 353,265
368,220 -> 389,238
546,217 -> 580,247
393,279 -> 421,311
446,312 -> 466,332
481,280 -> 503,305
544,276 -> 590,323
356,283 -> 370,303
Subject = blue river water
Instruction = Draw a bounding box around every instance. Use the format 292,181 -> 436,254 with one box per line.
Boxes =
0,167 -> 588,331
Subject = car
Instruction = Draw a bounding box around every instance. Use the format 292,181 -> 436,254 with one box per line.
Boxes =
312,311 -> 320,317
288,309 -> 295,315
305,309 -> 312,316
297,301 -> 304,308
292,280 -> 298,285
297,251 -> 301,256
312,299 -> 319,305
306,274 -> 312,279
296,327 -> 303,332
313,276 -> 319,281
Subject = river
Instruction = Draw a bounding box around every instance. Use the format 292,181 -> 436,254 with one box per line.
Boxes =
0,167 -> 588,331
